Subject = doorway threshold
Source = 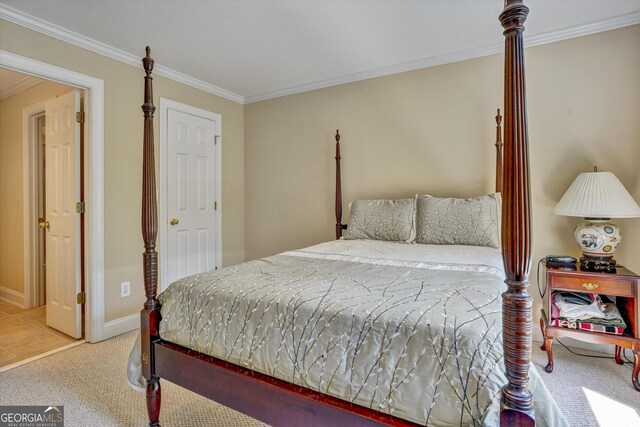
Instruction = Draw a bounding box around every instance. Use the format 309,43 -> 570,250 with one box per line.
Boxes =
0,340 -> 85,372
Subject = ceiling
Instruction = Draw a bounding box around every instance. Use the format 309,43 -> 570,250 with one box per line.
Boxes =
0,68 -> 43,100
1,0 -> 639,103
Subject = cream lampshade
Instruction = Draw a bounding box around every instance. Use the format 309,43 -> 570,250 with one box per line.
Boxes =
554,168 -> 640,271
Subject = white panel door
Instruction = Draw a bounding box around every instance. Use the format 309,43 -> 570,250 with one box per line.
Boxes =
45,90 -> 82,339
166,109 -> 217,284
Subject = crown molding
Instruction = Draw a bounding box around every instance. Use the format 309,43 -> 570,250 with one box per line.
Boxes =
0,4 -> 245,104
0,74 -> 43,100
245,42 -> 505,104
526,9 -> 640,47
152,63 -> 243,104
1,3 -> 638,105
246,10 -> 640,103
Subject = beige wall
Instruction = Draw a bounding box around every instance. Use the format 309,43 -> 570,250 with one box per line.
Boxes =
0,81 -> 73,294
2,17 -> 638,341
0,20 -> 245,323
245,25 -> 640,341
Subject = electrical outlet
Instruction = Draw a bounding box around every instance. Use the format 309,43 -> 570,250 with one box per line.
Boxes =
121,281 -> 131,298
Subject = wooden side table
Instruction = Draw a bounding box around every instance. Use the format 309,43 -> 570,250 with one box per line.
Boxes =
540,265 -> 640,391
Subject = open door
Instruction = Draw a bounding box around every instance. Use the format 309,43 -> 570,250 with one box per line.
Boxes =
44,90 -> 82,339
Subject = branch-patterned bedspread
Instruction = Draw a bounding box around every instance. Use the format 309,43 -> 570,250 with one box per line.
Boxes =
154,241 -> 565,426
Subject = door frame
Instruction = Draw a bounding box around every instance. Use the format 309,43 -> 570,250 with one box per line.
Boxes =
159,98 -> 222,291
2,50 -> 106,343
23,101 -> 48,308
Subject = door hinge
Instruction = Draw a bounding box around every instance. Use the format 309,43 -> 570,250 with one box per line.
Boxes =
76,292 -> 86,305
76,201 -> 86,214
214,135 -> 220,145
76,111 -> 85,124
214,201 -> 218,211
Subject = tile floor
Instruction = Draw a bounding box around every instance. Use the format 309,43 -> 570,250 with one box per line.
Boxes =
0,300 -> 82,368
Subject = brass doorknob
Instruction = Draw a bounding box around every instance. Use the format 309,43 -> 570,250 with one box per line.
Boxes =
38,220 -> 50,230
169,218 -> 179,226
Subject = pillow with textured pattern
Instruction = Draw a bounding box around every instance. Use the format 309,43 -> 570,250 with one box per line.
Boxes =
344,198 -> 416,243
415,193 -> 501,248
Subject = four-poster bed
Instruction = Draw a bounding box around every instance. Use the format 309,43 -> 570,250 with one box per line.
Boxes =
138,1 -> 543,425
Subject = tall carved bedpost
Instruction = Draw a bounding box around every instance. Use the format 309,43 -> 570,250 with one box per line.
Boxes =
495,108 -> 503,193
499,1 -> 535,426
335,130 -> 343,239
140,46 -> 161,427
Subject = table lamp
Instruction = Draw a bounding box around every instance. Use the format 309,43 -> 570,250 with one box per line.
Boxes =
554,167 -> 640,272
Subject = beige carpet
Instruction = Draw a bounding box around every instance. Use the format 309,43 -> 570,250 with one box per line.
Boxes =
0,331 -> 638,426
531,341 -> 640,427
0,331 -> 264,427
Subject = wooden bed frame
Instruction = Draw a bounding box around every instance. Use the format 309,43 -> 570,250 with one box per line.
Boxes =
140,1 -> 534,425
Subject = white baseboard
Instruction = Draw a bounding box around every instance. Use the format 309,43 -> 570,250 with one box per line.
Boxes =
102,313 -> 139,339
0,286 -> 25,307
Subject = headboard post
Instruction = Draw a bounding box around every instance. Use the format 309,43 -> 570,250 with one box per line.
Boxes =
334,130 -> 343,239
499,1 -> 535,426
140,47 -> 161,401
495,108 -> 503,193
141,46 -> 159,314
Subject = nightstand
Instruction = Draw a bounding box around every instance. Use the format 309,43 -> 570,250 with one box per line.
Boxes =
540,265 -> 640,391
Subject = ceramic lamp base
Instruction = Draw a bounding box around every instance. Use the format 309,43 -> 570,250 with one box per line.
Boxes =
574,220 -> 621,258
